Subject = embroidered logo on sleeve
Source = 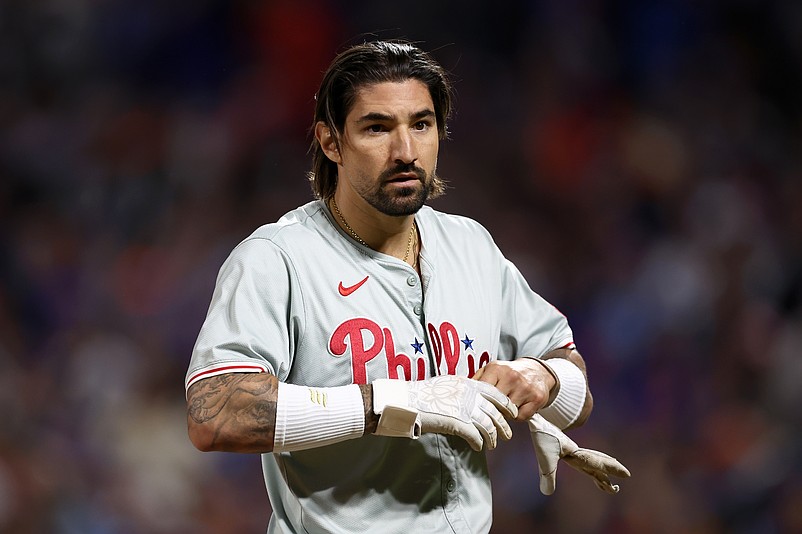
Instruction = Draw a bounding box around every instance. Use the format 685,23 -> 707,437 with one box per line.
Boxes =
309,388 -> 328,407
338,275 -> 369,296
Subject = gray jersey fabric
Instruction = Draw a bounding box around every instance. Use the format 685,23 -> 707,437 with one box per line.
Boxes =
186,200 -> 574,533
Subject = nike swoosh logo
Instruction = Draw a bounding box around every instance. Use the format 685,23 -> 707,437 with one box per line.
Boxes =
338,276 -> 369,297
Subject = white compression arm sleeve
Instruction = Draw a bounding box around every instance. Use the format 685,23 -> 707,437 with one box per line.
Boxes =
273,382 -> 365,452
538,358 -> 587,429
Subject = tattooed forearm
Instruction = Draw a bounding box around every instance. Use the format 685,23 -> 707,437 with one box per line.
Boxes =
188,373 -> 276,423
187,373 -> 279,453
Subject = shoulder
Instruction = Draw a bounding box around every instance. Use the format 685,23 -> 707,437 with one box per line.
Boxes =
246,201 -> 326,242
220,201 -> 331,271
234,201 -> 332,253
418,205 -> 497,248
420,205 -> 492,233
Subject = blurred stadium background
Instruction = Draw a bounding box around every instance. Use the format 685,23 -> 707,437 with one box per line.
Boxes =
1,0 -> 801,532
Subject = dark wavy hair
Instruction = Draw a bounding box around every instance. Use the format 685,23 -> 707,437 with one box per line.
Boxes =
308,40 -> 453,200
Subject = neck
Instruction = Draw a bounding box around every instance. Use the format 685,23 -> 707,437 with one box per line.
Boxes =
329,197 -> 418,265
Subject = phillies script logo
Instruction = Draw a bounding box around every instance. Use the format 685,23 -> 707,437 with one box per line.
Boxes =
329,318 -> 490,384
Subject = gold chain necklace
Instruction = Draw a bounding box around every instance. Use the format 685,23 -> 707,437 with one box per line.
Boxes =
330,198 -> 417,264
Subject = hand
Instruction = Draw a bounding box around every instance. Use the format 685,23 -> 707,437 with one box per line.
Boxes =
473,358 -> 555,420
373,376 -> 518,451
528,413 -> 630,495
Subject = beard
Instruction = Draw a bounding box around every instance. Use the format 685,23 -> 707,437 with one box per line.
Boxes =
359,163 -> 436,217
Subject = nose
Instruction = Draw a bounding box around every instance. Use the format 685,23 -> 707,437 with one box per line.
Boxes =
390,129 -> 416,165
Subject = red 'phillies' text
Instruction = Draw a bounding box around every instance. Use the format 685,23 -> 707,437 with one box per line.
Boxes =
329,318 -> 489,384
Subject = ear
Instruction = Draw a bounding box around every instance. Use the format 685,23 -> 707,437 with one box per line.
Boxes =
315,121 -> 342,164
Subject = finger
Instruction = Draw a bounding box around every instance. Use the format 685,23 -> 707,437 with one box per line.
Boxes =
564,451 -> 630,494
568,449 -> 631,478
599,453 -> 631,478
529,425 -> 564,495
478,402 -> 512,441
473,362 -> 501,386
476,363 -> 551,413
476,361 -> 524,390
584,473 -> 619,494
599,460 -> 631,479
457,422 -> 484,452
500,375 -> 551,413
530,434 -> 559,493
473,411 -> 498,450
585,470 -> 619,494
595,479 -> 620,494
471,366 -> 486,381
540,470 -> 557,496
514,400 -> 540,421
475,382 -> 518,419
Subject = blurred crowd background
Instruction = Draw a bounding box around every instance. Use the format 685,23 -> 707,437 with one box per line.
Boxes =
2,0 -> 801,532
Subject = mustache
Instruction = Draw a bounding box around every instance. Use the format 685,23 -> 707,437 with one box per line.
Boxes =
379,163 -> 426,182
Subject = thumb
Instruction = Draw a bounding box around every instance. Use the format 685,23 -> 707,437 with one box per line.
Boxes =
529,428 -> 561,495
420,413 -> 484,452
540,466 -> 557,495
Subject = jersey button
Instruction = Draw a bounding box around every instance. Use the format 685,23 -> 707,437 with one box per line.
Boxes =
413,304 -> 422,315
446,480 -> 456,492
406,275 -> 417,286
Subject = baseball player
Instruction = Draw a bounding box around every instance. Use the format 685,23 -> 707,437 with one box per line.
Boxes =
186,40 -> 626,533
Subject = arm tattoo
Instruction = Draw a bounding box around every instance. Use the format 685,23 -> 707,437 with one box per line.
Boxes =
187,373 -> 278,452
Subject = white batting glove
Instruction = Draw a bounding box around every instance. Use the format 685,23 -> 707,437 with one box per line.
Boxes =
529,413 -> 630,495
373,376 -> 518,451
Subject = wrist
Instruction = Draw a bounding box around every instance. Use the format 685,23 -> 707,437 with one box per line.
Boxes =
360,384 -> 380,434
274,382 -> 365,452
537,358 -> 587,429
372,379 -> 421,439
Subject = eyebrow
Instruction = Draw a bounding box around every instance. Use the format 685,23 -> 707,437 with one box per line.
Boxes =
355,109 -> 435,123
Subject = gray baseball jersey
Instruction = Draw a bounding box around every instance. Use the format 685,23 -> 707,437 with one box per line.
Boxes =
186,200 -> 574,533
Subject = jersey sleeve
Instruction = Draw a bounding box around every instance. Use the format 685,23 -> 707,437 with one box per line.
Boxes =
496,257 -> 574,361
185,237 -> 304,391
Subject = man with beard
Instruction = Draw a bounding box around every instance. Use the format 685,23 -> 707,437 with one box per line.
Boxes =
185,41 -> 599,533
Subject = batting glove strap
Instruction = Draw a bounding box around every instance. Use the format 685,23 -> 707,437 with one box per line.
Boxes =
373,379 -> 421,439
528,414 -> 630,495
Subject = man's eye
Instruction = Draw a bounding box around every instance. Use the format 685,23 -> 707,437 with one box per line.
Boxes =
414,121 -> 431,131
367,124 -> 384,133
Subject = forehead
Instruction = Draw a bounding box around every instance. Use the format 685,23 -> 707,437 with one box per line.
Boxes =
348,80 -> 434,119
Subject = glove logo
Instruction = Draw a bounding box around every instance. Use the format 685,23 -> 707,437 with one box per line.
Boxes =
308,388 -> 328,407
